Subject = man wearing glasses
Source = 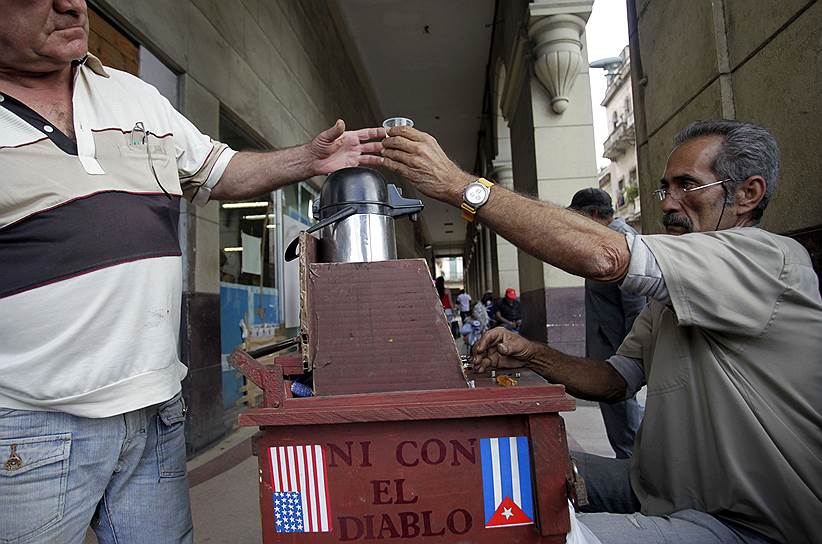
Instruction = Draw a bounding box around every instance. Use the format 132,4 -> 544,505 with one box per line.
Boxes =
380,119 -> 821,543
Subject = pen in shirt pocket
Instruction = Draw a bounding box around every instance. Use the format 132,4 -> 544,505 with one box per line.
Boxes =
130,121 -> 146,145
130,121 -> 172,200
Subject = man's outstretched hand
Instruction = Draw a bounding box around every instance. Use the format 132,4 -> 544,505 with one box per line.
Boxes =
470,328 -> 539,373
308,119 -> 385,176
380,126 -> 473,205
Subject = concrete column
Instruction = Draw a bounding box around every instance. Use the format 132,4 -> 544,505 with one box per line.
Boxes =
483,226 -> 493,294
477,226 -> 487,297
177,74 -> 229,453
495,0 -> 596,347
491,162 -> 519,299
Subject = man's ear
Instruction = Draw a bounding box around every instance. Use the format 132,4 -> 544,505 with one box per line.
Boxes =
734,175 -> 766,215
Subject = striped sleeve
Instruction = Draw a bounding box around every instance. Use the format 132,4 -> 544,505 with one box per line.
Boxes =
163,98 -> 236,205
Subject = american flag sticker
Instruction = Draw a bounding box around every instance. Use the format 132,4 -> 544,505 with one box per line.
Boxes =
480,436 -> 535,528
269,445 -> 332,533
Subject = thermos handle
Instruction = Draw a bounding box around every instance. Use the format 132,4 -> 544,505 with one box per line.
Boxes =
386,184 -> 424,219
283,205 -> 357,262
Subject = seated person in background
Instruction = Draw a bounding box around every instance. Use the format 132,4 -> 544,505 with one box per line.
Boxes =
481,291 -> 497,328
461,300 -> 490,348
459,316 -> 483,349
472,299 -> 490,332
380,118 -> 821,543
495,288 -> 522,331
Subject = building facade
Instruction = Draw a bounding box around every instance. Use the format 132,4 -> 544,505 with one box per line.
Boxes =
596,45 -> 641,230
628,0 -> 822,276
465,0 -> 599,355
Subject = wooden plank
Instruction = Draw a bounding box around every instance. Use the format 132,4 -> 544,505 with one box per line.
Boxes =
229,350 -> 284,409
236,381 -> 264,408
529,414 -> 572,537
298,232 -> 318,369
87,8 -> 139,75
255,383 -> 573,410
269,354 -> 305,376
239,385 -> 575,426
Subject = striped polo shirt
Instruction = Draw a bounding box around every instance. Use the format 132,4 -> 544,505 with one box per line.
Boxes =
0,55 -> 235,417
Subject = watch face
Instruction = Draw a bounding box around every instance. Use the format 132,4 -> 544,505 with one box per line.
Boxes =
465,183 -> 488,205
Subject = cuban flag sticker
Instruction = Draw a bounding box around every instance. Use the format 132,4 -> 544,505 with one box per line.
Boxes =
480,436 -> 535,528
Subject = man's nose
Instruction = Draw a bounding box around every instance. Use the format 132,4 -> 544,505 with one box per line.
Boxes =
53,0 -> 86,15
660,192 -> 680,214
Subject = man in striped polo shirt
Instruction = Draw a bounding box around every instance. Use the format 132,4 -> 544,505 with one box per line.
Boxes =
0,1 -> 384,542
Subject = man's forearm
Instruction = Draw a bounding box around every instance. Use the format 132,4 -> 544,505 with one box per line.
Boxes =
210,147 -> 314,200
526,343 -> 628,402
434,177 -> 629,282
480,186 -> 630,282
381,129 -> 631,282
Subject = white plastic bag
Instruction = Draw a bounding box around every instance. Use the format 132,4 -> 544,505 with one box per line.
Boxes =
566,500 -> 604,544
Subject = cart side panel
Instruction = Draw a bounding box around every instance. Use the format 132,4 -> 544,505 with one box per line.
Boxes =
255,415 -> 569,543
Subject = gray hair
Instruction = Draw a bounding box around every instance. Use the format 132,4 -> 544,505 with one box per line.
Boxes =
673,120 -> 780,222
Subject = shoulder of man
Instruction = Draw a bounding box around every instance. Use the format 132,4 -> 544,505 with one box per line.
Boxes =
693,228 -> 809,263
639,227 -> 802,277
608,217 -> 637,236
83,55 -> 168,102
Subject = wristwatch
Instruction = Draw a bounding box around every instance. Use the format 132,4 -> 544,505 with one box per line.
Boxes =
461,178 -> 494,222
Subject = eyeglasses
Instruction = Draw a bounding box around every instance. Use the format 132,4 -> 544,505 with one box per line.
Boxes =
652,178 -> 732,201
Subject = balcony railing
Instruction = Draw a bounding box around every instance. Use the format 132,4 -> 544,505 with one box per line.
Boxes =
603,115 -> 636,160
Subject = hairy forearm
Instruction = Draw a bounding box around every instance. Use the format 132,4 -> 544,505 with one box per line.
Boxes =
381,129 -> 631,281
526,344 -> 628,402
484,186 -> 630,282
438,179 -> 630,282
210,147 -> 314,200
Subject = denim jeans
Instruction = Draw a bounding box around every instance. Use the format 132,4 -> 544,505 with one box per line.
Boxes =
598,395 -> 644,459
0,393 -> 193,544
571,452 -> 777,544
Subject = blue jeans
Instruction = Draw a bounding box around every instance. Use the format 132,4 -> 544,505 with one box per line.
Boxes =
599,395 -> 644,459
0,394 -> 193,544
572,452 -> 777,544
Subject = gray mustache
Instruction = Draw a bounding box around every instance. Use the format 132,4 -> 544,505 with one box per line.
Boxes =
662,212 -> 693,232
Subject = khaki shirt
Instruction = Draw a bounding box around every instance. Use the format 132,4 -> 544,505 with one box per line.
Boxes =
617,228 -> 822,543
